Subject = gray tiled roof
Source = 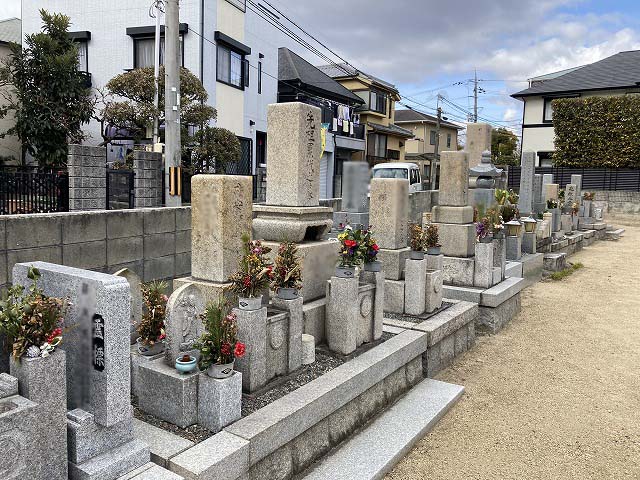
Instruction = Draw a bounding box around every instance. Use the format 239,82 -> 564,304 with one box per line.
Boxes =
278,48 -> 364,105
317,63 -> 398,92
0,18 -> 21,45
368,121 -> 414,139
512,50 -> 640,97
394,109 -> 462,129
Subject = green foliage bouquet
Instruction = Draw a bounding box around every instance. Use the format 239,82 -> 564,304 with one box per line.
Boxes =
228,234 -> 273,298
271,242 -> 303,291
193,299 -> 245,370
137,280 -> 168,346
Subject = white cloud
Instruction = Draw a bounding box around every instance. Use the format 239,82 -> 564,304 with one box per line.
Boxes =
0,0 -> 20,20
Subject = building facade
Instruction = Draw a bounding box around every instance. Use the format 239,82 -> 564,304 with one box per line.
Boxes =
21,0 -> 281,174
0,17 -> 21,164
512,50 -> 640,166
317,63 -> 413,168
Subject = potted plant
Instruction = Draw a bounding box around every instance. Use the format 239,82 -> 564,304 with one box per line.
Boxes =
336,227 -> 362,277
175,353 -> 198,374
409,223 -> 425,259
476,217 -> 493,243
271,242 -> 302,300
495,188 -> 508,206
424,223 -> 441,255
486,207 -> 504,238
0,267 -> 66,361
193,299 -> 246,379
228,234 -> 273,310
507,189 -> 519,205
500,203 -> 518,223
361,227 -> 381,272
136,280 -> 168,356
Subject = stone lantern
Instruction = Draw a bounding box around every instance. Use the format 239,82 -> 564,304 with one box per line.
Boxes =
505,219 -> 522,237
522,217 -> 537,233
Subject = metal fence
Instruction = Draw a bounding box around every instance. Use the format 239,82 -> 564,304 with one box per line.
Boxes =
106,169 -> 135,209
508,166 -> 640,192
0,168 -> 69,215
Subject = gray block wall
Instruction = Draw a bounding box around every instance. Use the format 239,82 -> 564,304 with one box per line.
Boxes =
133,151 -> 163,208
0,207 -> 191,292
68,144 -> 107,211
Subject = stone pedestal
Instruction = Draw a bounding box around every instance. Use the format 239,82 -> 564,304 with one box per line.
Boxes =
561,214 -> 572,232
130,346 -> 164,399
551,208 -> 561,232
7,351 -> 68,480
522,232 -> 537,254
234,307 -> 268,393
431,205 -> 474,224
301,334 -> 315,365
377,247 -> 411,280
473,242 -> 495,288
190,175 -> 253,283
272,296 -> 304,373
442,256 -> 475,286
425,270 -> 443,313
404,258 -> 427,315
138,358 -> 199,428
384,279 -> 405,314
197,372 -> 242,433
252,205 -> 333,242
493,237 -> 506,281
438,223 -> 476,257
506,236 -> 522,261
369,178 -> 409,249
542,212 -> 553,238
426,253 -> 444,271
327,276 -> 359,355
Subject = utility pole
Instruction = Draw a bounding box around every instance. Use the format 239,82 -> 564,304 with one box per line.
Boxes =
473,69 -> 478,123
152,0 -> 162,146
430,95 -> 442,190
164,0 -> 182,207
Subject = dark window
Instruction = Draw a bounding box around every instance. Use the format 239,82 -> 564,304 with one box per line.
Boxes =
430,130 -> 436,145
217,44 -> 246,89
368,133 -> 387,157
543,98 -> 554,123
446,133 -> 452,148
76,40 -> 88,72
134,36 -> 184,68
387,149 -> 400,160
258,61 -> 262,94
369,90 -> 387,115
256,131 -> 267,166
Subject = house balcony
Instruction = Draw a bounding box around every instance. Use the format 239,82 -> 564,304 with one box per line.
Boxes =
329,122 -> 365,140
330,123 -> 366,152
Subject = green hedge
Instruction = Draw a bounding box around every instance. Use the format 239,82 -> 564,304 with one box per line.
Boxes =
552,96 -> 640,167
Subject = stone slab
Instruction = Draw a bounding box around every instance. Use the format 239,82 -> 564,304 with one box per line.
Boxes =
424,270 -> 443,314
480,276 -> 525,307
327,276 -> 360,355
543,253 -> 566,272
438,150 -> 469,206
132,419 -> 194,468
411,300 -> 478,347
69,439 -> 150,480
473,242 -> 494,289
302,379 -> 464,480
442,286 -> 482,304
252,205 -> 333,242
369,178 -> 409,249
477,292 -> 521,334
384,279 -> 405,314
431,206 -> 474,224
442,256 -> 475,286
198,372 -> 242,433
505,261 -> 523,278
437,223 -> 475,258
377,247 -> 411,281
0,372 -> 18,398
118,463 -> 184,480
234,307 -> 268,393
404,258 -> 427,315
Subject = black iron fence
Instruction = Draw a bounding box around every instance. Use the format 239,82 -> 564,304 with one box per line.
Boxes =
508,166 -> 640,192
106,169 -> 135,209
0,168 -> 69,215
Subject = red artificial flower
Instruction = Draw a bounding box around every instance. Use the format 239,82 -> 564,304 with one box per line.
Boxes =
243,276 -> 251,287
372,244 -> 379,251
344,239 -> 357,248
234,342 -> 246,358
221,342 -> 232,356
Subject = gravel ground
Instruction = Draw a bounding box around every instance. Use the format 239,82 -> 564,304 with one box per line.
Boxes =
387,225 -> 640,480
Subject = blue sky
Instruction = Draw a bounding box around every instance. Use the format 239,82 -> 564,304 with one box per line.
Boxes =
4,0 -> 640,141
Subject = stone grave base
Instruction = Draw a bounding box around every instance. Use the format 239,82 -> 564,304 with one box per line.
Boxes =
442,255 -> 504,290
543,253 -> 567,272
505,253 -> 544,287
173,277 -> 231,305
377,247 -> 411,281
332,211 -> 370,229
252,205 -> 333,243
477,292 -> 522,334
263,240 -> 337,302
131,346 -> 164,399
69,438 -> 150,480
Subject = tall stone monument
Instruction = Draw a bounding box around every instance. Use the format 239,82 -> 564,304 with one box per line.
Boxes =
253,102 -> 336,301
332,161 -> 370,228
465,123 -> 492,167
533,174 -> 544,214
517,151 -> 536,216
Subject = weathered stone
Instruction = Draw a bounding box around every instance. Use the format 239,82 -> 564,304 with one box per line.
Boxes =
292,420 -> 330,473
545,183 -> 559,201
522,232 -> 537,254
438,150 -> 469,206
234,307 -> 268,393
506,235 -> 522,260
132,419 -> 194,469
0,372 -> 18,398
533,174 -> 544,213
369,178 -> 409,249
384,279 -> 405,314
67,408 -> 134,464
425,253 -> 444,271
164,283 -> 206,366
571,174 -> 582,202
272,296 -> 304,373
360,270 -> 384,341
249,444 -> 292,480
301,334 -> 315,365
198,372 -> 242,433
358,381 -> 387,420
252,205 -> 333,243
431,205 -> 474,224
517,151 -> 536,215
328,400 -> 360,445
565,184 -> 578,210
465,123 -> 492,167
477,292 -> 521,334
424,270 -> 443,313
377,247 -> 411,281
438,223 -> 476,257
266,102 -> 322,207
442,256 -> 475,286
114,268 -> 143,344
473,242 -> 494,288
342,161 -> 370,213
384,366 -> 409,400
190,174 -> 253,283
404,258 -> 427,315
327,276 -> 359,355
542,174 -> 553,186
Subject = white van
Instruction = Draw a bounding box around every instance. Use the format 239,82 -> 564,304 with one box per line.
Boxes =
372,162 -> 423,193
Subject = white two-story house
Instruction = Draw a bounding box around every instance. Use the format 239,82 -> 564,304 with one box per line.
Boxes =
21,0 -> 283,175
512,49 -> 640,166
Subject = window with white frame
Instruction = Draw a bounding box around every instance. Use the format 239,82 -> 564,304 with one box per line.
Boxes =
134,36 -> 183,69
543,98 -> 554,122
76,41 -> 88,72
369,90 -> 387,115
217,44 -> 248,89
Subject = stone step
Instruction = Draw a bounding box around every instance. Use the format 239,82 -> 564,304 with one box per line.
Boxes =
605,228 -> 625,240
505,261 -> 523,278
133,418 -> 194,468
70,439 -> 150,480
117,462 -> 184,480
302,379 -> 464,480
543,252 -> 566,272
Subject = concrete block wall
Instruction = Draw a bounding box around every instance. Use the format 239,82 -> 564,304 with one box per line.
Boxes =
594,190 -> 640,215
68,144 -> 107,211
0,207 -> 191,291
133,151 -> 163,208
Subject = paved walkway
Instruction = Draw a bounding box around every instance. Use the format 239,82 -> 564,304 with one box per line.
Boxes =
388,225 -> 640,480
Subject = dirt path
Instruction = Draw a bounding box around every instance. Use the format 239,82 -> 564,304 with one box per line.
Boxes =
388,225 -> 640,480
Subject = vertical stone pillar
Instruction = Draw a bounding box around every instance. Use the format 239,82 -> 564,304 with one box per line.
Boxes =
533,174 -> 544,213
425,270 -> 443,313
465,123 -> 492,167
544,184 -> 559,202
522,232 -> 537,254
493,237 -> 506,280
517,152 -> 536,216
272,296 -> 304,373
565,184 -> 577,212
506,236 -> 522,260
369,178 -> 409,249
404,258 -> 427,315
234,306 -> 267,393
133,150 -> 163,208
571,174 -> 582,203
197,372 -> 242,433
327,276 -> 359,355
190,175 -> 253,283
542,173 -> 553,186
68,144 -> 107,211
473,242 -> 494,288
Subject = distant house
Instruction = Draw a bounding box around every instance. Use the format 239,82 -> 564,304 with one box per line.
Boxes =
512,50 -> 640,166
0,17 -> 21,164
278,48 -> 366,199
316,63 -> 414,168
394,109 -> 462,186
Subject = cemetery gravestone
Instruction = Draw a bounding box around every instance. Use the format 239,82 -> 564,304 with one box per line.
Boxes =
114,268 -> 143,344
164,283 -> 206,365
517,152 -> 536,216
